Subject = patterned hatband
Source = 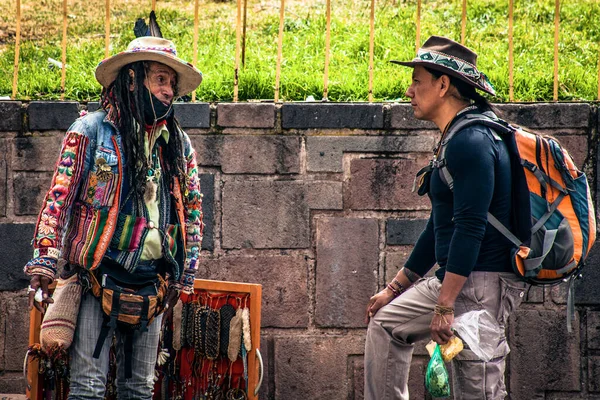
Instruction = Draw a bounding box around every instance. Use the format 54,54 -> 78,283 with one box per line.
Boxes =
413,48 -> 495,95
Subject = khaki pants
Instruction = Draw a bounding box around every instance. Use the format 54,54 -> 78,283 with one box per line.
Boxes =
364,272 -> 527,400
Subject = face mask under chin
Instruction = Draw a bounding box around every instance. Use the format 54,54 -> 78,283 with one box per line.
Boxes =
142,88 -> 173,125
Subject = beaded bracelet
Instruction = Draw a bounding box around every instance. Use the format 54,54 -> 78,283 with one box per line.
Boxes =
434,304 -> 454,315
386,283 -> 400,297
391,278 -> 407,293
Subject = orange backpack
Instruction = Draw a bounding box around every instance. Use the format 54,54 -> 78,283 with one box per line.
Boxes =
436,112 -> 596,331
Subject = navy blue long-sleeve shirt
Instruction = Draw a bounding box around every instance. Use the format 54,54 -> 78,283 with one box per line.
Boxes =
405,109 -> 514,280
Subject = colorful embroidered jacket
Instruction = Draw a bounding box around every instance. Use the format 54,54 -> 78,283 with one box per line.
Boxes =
24,109 -> 204,293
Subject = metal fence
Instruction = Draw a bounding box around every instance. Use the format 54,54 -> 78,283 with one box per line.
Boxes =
8,0 -> 596,102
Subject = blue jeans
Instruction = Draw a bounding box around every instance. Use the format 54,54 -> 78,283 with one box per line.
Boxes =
68,292 -> 162,399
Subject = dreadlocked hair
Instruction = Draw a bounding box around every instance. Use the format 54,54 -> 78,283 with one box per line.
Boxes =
100,61 -> 188,198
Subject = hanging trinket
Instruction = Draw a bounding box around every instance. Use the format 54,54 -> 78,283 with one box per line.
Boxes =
95,158 -> 113,182
227,308 -> 243,363
219,303 -> 236,358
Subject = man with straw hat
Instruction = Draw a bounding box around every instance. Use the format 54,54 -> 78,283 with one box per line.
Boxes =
24,12 -> 204,398
364,36 -> 528,399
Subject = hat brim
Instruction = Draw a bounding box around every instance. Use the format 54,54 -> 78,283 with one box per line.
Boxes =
390,59 -> 495,96
96,50 -> 203,97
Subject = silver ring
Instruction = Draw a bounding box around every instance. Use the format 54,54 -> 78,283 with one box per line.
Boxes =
27,285 -> 36,293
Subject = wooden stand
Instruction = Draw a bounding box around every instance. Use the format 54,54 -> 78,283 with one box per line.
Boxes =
26,279 -> 263,399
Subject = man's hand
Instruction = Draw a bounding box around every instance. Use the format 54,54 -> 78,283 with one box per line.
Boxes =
28,275 -> 53,313
365,288 -> 395,324
430,311 -> 454,345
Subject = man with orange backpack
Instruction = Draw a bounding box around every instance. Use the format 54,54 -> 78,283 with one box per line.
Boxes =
364,36 -> 595,399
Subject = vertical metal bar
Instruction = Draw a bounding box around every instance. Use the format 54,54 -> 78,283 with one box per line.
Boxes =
241,0 -> 248,67
323,0 -> 331,100
192,0 -> 199,102
597,44 -> 600,101
415,0 -> 421,52
461,0 -> 467,44
274,0 -> 285,102
105,0 -> 110,59
11,0 -> 21,99
60,0 -> 68,100
508,0 -> 514,101
553,0 -> 559,101
368,0 -> 375,102
234,0 -> 242,102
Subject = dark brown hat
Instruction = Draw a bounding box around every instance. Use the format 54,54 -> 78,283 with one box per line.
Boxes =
391,35 -> 495,96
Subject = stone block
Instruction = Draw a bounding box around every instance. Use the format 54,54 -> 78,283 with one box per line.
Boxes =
191,135 -> 223,167
196,255 -> 309,327
222,181 -> 310,249
273,335 -> 365,400
0,374 -> 27,396
86,101 -> 100,112
590,356 -> 600,393
28,101 -> 80,131
282,103 -> 384,129
190,135 -> 301,174
555,135 -> 588,169
575,245 -> 600,305
389,103 -> 436,130
0,139 -> 7,217
306,181 -> 343,210
550,281 -> 569,305
199,174 -> 214,251
221,136 -> 301,174
315,218 -> 379,327
0,101 -> 22,131
384,247 -> 413,282
524,285 -> 544,304
349,356 -> 363,400
307,135 -> 435,173
217,103 -> 275,128
386,219 -> 428,245
173,102 -> 211,129
13,172 -> 53,215
508,310 -> 581,398
4,296 -> 29,370
12,136 -> 63,172
258,335 -> 274,400
407,356 -> 429,399
348,157 -> 431,211
0,224 -> 35,291
588,311 -> 600,350
496,103 -> 591,129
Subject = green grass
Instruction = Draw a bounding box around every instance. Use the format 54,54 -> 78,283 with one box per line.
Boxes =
1,0 -> 599,102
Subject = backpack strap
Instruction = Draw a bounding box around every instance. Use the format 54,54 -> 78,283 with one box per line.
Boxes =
93,289 -> 120,359
435,113 -> 527,249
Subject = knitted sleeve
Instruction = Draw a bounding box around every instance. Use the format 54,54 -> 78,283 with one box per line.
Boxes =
24,127 -> 90,281
178,132 -> 204,293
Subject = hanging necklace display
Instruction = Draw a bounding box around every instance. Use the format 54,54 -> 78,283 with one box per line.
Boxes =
219,302 -> 236,358
158,289 -> 254,399
172,299 -> 183,351
180,301 -> 190,349
227,308 -> 243,363
205,298 -> 221,360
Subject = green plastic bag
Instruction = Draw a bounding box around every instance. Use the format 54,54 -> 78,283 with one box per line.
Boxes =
425,344 -> 451,398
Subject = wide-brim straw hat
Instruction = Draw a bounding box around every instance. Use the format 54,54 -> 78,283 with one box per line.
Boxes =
95,36 -> 202,97
391,35 -> 495,96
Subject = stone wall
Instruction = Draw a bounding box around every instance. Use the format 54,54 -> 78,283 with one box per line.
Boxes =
0,101 -> 599,399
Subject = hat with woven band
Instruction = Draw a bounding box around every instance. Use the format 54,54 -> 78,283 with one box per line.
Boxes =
391,35 -> 495,96
95,36 -> 202,97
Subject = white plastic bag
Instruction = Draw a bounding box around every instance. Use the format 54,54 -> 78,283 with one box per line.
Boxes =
452,309 -> 502,362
